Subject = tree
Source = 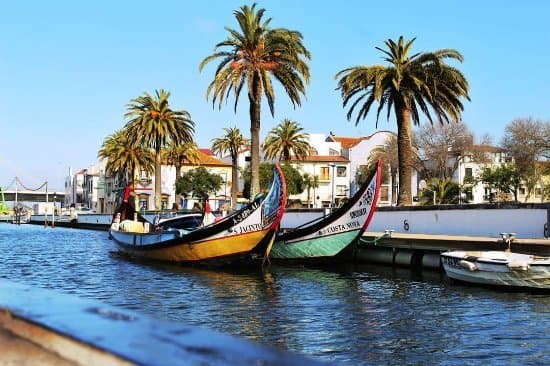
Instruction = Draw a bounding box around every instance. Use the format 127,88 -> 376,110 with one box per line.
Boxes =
263,118 -> 311,161
124,89 -> 195,210
242,162 -> 303,198
336,36 -> 470,206
98,129 -> 154,190
419,178 -> 459,205
501,117 -> 550,200
478,164 -> 522,203
176,167 -> 223,203
162,141 -> 201,181
302,172 -> 319,208
415,123 -> 474,180
365,134 -> 399,204
211,127 -> 249,209
200,3 -> 310,198
162,141 -> 201,209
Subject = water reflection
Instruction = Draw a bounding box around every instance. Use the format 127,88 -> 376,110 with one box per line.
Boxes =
1,224 -> 549,365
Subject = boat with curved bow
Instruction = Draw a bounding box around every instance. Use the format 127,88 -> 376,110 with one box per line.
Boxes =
109,165 -> 287,266
270,160 -> 381,261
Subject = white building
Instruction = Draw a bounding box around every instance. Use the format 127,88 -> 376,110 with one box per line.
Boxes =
288,155 -> 351,208
329,131 -> 419,206
451,145 -> 547,204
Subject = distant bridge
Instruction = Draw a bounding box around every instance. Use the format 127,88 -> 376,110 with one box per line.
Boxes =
1,190 -> 66,204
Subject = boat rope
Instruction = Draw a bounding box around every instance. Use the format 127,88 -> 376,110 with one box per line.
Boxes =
358,230 -> 395,246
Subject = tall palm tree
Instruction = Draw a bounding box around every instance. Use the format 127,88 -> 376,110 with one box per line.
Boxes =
211,126 -> 249,209
98,129 -> 154,217
162,141 -> 201,181
336,36 -> 470,206
302,172 -> 319,208
263,118 -> 311,161
162,141 -> 201,210
124,89 -> 195,210
199,3 -> 311,198
366,134 -> 399,204
98,129 -> 155,186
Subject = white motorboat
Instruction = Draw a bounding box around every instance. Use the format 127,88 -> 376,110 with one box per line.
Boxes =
441,249 -> 550,290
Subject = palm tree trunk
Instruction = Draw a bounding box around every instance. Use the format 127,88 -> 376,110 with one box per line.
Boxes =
231,153 -> 239,209
154,149 -> 162,210
395,103 -> 413,206
249,81 -> 261,198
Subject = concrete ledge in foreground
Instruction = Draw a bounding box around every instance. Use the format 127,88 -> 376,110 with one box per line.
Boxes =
0,279 -> 323,365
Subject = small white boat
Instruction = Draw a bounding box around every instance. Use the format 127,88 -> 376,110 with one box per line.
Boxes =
441,250 -> 550,290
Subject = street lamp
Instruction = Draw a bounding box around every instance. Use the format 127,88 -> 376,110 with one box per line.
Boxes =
328,163 -> 336,209
419,180 -> 435,206
52,192 -> 57,228
222,172 -> 228,205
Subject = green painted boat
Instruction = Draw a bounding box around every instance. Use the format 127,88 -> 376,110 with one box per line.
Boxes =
270,160 -> 381,260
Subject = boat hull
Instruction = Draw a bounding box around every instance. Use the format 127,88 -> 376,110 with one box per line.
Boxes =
270,229 -> 360,260
111,228 -> 277,265
442,251 -> 550,289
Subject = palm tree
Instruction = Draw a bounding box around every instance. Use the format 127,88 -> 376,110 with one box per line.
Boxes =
199,3 -> 311,198
336,36 -> 470,206
366,134 -> 399,204
302,172 -> 319,208
162,141 -> 201,209
421,178 -> 459,205
98,129 -> 154,217
263,118 -> 311,161
162,141 -> 201,181
98,129 -> 155,186
124,89 -> 195,210
211,127 -> 249,209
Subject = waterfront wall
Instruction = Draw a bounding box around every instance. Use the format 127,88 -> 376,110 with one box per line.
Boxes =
27,203 -> 549,239
283,203 -> 549,239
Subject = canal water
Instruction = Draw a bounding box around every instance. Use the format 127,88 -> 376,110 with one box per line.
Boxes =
0,224 -> 548,365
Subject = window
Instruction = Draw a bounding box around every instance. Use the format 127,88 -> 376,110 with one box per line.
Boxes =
336,166 -> 347,177
535,188 -> 542,196
336,185 -> 347,196
465,168 -> 472,178
465,188 -> 473,201
138,195 -> 149,211
319,167 -> 330,180
519,187 -> 526,196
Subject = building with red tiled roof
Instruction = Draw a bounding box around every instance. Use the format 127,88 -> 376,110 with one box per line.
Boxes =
198,148 -> 214,156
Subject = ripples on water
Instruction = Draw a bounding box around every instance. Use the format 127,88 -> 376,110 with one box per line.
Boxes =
0,224 -> 548,365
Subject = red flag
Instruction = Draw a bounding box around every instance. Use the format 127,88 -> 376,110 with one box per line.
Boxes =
123,186 -> 132,202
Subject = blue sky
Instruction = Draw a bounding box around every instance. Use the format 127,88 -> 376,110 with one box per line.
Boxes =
1,1 -> 548,190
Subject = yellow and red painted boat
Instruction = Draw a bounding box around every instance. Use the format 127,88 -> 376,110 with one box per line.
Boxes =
109,165 -> 287,266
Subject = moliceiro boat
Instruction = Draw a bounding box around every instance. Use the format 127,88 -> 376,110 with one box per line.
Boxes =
441,249 -> 550,290
110,165 -> 287,266
270,160 -> 381,261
